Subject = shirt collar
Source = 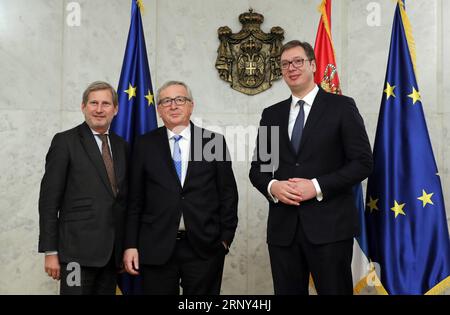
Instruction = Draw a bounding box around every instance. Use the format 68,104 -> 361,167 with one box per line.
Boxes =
167,125 -> 191,141
90,127 -> 110,136
291,84 -> 319,108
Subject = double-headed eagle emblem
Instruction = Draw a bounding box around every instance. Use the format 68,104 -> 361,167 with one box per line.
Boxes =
215,9 -> 285,95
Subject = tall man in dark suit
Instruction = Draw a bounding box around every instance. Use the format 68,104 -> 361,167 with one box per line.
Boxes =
123,81 -> 238,295
38,81 -> 128,294
249,41 -> 373,295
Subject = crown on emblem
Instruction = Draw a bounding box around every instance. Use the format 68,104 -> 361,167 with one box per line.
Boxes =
239,9 -> 264,27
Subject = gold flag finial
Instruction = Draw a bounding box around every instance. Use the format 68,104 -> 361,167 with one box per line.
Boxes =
136,0 -> 145,13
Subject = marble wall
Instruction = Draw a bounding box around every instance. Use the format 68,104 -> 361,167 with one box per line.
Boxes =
0,0 -> 448,294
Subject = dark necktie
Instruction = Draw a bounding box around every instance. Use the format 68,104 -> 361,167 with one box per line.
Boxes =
98,134 -> 117,196
291,100 -> 305,154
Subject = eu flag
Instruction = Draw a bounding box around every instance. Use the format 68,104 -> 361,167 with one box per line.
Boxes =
111,0 -> 157,295
111,0 -> 157,145
365,0 -> 450,294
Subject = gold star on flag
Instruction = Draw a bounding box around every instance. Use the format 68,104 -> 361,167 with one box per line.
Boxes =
384,83 -> 396,100
145,90 -> 154,106
124,84 -> 137,100
391,200 -> 406,218
417,190 -> 434,208
367,196 -> 379,213
408,87 -> 421,104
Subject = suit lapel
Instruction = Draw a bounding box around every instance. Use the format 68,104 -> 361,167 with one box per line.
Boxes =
158,127 -> 183,189
183,122 -> 209,187
78,122 -> 115,197
278,97 -> 298,157
298,88 -> 328,151
109,132 -> 124,192
184,122 -> 199,186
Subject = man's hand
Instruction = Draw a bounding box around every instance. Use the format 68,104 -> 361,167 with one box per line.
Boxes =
123,248 -> 140,275
45,254 -> 60,280
270,180 -> 302,206
288,178 -> 317,201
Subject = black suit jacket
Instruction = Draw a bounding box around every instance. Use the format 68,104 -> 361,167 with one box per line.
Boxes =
38,122 -> 128,267
125,123 -> 238,265
249,88 -> 373,246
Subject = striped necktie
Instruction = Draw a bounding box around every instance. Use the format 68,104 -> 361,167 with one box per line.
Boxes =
172,135 -> 182,181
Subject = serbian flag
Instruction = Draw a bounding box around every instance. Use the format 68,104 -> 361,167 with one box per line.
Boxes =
313,0 -> 341,94
313,0 -> 372,294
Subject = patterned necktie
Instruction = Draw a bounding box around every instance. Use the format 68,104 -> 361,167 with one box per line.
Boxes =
172,135 -> 182,182
291,100 -> 305,154
97,134 -> 117,196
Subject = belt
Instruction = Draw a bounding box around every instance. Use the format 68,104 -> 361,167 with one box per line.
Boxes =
176,230 -> 187,240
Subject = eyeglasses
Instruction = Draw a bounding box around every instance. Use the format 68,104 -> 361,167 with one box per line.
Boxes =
86,101 -> 114,109
158,96 -> 192,107
280,58 -> 311,70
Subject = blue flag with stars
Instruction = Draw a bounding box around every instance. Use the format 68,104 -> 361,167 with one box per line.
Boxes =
111,0 -> 157,295
111,0 -> 157,145
365,0 -> 450,295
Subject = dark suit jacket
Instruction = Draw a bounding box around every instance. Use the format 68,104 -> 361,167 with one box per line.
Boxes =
249,88 -> 373,246
38,122 -> 128,267
125,123 -> 238,265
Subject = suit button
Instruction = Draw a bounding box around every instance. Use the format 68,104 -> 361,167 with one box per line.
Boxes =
181,196 -> 185,200
295,163 -> 300,166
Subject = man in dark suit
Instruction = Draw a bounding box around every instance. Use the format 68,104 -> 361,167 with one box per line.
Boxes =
38,81 -> 128,294
249,40 -> 373,295
123,81 -> 238,295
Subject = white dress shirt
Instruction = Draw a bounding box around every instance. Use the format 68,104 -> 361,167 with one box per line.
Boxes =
267,85 -> 323,203
167,126 -> 191,231
92,128 -> 113,157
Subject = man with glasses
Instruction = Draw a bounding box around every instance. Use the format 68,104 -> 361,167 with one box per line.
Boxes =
123,81 -> 238,294
249,41 -> 373,294
38,81 -> 128,294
